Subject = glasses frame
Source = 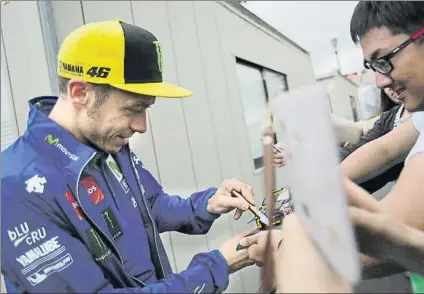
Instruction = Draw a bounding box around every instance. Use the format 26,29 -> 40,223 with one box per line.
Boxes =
364,28 -> 424,75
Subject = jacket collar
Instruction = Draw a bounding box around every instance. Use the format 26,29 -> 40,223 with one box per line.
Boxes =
25,96 -> 97,175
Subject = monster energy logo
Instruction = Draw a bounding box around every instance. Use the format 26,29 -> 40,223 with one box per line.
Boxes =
89,228 -> 107,250
101,207 -> 123,240
102,211 -> 114,230
86,228 -> 111,262
153,41 -> 163,72
45,134 -> 79,161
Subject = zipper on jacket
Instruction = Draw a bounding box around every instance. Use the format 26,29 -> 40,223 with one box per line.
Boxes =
75,152 -> 146,287
129,153 -> 166,278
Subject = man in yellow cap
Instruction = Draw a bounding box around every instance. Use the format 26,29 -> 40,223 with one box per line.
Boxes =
1,19 -> 257,293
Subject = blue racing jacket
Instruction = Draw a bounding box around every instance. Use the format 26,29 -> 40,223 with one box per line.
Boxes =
1,97 -> 229,293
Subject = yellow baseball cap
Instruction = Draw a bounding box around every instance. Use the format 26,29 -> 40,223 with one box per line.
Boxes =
57,19 -> 192,98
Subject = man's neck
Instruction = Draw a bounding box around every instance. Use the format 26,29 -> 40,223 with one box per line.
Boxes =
48,99 -> 83,142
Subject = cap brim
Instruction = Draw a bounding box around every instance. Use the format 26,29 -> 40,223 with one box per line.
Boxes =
110,82 -> 192,98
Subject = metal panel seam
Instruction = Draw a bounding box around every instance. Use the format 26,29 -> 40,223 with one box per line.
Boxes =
37,0 -> 60,95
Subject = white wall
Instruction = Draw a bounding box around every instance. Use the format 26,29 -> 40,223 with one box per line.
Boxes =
1,1 -> 316,292
357,85 -> 381,120
319,72 -> 359,121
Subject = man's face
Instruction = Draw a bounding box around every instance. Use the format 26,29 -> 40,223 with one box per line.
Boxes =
78,87 -> 155,153
360,27 -> 424,112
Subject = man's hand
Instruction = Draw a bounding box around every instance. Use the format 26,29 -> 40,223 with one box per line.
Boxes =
273,143 -> 285,168
238,229 -> 283,265
219,227 -> 257,273
207,179 -> 255,219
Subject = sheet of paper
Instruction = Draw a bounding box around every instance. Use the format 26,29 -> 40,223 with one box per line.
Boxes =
271,83 -> 361,285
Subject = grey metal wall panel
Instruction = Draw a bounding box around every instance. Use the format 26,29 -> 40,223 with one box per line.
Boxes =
51,1 -> 85,45
166,1 -> 223,191
130,0 -> 206,273
81,1 -> 133,23
192,2 -> 245,182
1,1 -> 51,135
1,36 -> 19,152
131,1 -> 197,200
213,5 -> 262,233
192,2 -> 254,291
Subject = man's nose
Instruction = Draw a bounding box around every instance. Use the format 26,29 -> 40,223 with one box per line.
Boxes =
130,115 -> 147,133
375,72 -> 393,89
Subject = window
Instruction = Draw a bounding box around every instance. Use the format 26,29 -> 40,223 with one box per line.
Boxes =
235,58 -> 288,170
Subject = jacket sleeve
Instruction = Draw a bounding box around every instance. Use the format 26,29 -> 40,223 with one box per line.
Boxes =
2,182 -> 229,293
339,108 -> 397,161
131,151 -> 220,234
110,250 -> 229,294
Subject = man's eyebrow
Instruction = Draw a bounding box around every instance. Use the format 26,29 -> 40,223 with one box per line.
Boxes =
136,100 -> 154,108
121,99 -> 154,110
368,48 -> 383,62
368,46 -> 394,62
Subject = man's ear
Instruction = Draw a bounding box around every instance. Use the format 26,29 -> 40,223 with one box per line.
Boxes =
68,79 -> 92,107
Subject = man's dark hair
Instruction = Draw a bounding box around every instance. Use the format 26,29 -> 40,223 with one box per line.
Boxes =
58,76 -> 113,111
350,1 -> 424,44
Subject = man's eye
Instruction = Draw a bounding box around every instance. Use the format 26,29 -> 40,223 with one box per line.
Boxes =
126,107 -> 147,115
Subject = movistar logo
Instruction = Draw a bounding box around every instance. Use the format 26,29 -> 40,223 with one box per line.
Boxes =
45,134 -> 79,161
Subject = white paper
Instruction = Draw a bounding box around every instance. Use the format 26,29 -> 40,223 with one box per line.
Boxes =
271,83 -> 361,285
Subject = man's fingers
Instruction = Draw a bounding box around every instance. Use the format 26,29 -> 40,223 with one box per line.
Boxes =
240,183 -> 255,206
246,244 -> 261,262
236,227 -> 259,242
274,142 -> 283,150
273,152 -> 284,159
223,179 -> 256,206
273,159 -> 284,166
224,196 -> 250,211
239,231 -> 263,247
234,208 -> 243,220
343,178 -> 381,212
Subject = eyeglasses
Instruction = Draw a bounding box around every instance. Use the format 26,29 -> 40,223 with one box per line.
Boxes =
364,28 -> 424,75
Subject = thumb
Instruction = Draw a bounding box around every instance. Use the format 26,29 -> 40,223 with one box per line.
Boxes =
239,231 -> 261,247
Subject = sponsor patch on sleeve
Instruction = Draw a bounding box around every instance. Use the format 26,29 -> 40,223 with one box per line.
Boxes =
8,222 -> 47,248
64,191 -> 85,220
10,230 -> 74,287
26,253 -> 74,286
